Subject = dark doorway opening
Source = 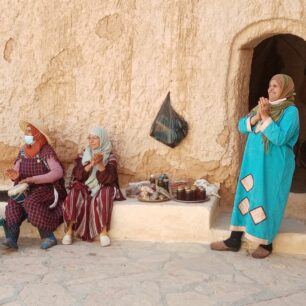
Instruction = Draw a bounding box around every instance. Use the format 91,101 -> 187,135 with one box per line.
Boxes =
248,34 -> 306,193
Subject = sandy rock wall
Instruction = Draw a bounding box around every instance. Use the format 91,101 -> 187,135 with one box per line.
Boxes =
1,0 -> 306,204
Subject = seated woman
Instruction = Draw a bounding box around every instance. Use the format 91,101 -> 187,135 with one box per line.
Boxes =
211,74 -> 300,259
62,127 -> 125,246
3,120 -> 67,249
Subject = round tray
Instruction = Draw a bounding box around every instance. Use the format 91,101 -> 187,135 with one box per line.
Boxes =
137,196 -> 171,203
172,196 -> 210,203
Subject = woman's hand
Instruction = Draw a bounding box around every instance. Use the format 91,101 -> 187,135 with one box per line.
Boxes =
250,107 -> 261,126
92,153 -> 103,165
93,153 -> 105,171
259,97 -> 271,120
19,177 -> 35,184
84,160 -> 95,172
84,153 -> 105,172
4,169 -> 19,181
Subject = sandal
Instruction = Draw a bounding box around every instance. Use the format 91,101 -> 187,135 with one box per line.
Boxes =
251,246 -> 271,259
210,240 -> 239,252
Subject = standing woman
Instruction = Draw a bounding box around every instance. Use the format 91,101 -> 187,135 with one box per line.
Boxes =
62,127 -> 125,246
4,120 -> 67,249
211,74 -> 299,258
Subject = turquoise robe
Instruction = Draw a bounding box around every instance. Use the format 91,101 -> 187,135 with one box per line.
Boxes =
230,106 -> 299,244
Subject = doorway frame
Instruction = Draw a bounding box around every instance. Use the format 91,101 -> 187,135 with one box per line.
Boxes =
225,19 -> 306,180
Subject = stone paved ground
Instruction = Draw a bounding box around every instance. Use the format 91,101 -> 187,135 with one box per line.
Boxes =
1,239 -> 306,306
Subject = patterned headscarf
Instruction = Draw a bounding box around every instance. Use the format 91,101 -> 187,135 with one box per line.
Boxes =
250,74 -> 295,151
82,127 -> 112,195
270,74 -> 295,101
24,124 -> 47,159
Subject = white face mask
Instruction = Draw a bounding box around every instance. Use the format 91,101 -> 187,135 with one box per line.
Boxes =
24,135 -> 34,145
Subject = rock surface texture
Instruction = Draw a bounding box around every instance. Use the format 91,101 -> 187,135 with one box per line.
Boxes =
0,1 -> 306,203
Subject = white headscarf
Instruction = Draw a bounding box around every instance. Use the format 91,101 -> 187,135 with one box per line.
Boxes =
82,127 -> 112,195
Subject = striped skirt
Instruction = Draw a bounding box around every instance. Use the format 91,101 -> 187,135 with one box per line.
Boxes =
63,181 -> 115,241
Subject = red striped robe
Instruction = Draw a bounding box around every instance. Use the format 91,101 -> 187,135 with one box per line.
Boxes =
62,154 -> 125,241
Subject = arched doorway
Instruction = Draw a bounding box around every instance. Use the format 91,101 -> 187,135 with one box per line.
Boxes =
248,34 -> 306,193
224,19 -> 306,218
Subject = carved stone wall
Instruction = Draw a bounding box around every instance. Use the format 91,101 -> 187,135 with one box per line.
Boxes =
1,0 -> 305,204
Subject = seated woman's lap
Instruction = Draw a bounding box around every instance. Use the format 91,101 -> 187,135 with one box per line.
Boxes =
63,182 -> 90,222
5,199 -> 26,226
27,186 -> 62,231
88,185 -> 114,237
6,186 -> 55,228
64,184 -> 114,211
63,184 -> 115,239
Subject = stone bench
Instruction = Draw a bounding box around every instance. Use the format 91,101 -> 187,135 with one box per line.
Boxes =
0,196 -> 220,243
2,190 -> 306,256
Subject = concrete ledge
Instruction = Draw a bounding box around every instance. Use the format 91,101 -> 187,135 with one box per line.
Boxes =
2,197 -> 306,255
210,212 -> 306,255
0,196 -> 220,243
109,196 -> 219,242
